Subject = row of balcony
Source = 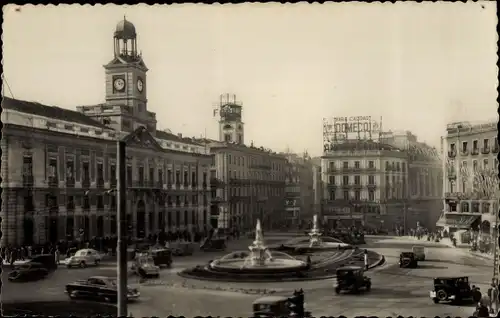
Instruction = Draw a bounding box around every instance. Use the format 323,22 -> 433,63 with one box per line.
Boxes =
327,183 -> 378,188
46,200 -> 210,211
448,145 -> 499,158
31,176 -> 208,190
327,166 -> 405,173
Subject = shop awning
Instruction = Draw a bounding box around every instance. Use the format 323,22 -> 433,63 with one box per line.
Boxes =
436,214 -> 480,229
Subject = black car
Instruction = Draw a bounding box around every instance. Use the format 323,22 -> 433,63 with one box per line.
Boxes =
399,252 -> 418,268
28,254 -> 58,271
65,276 -> 140,303
430,276 -> 473,304
335,266 -> 371,294
8,263 -> 49,282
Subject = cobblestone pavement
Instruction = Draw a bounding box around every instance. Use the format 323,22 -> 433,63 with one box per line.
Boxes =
4,235 -> 493,317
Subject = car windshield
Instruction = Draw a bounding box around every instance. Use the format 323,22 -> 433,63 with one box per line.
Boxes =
75,250 -> 86,256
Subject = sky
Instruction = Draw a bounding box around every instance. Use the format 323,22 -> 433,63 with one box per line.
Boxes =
3,3 -> 498,156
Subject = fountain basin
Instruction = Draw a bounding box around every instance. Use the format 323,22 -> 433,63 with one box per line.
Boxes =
208,250 -> 308,274
270,236 -> 353,255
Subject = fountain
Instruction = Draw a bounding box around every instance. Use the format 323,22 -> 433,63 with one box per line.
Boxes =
271,214 -> 352,253
179,218 -> 382,282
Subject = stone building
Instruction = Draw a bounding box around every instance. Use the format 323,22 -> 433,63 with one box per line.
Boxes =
0,18 -> 212,246
437,121 -> 498,240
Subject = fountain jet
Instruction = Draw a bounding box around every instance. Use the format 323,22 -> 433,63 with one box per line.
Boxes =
308,214 -> 323,247
246,219 -> 273,267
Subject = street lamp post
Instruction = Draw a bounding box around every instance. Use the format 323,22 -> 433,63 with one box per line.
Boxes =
117,140 -> 128,316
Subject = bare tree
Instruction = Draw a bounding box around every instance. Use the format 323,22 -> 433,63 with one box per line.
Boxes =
472,166 -> 499,199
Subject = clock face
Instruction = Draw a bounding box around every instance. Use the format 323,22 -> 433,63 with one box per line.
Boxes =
137,79 -> 144,92
113,78 -> 125,91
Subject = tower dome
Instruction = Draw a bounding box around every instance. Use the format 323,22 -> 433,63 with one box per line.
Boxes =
114,16 -> 136,40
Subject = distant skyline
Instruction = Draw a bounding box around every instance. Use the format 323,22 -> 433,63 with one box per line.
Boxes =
3,3 -> 498,156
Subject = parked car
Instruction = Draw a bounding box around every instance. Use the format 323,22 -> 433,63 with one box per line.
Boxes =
252,291 -> 311,318
64,249 -> 102,268
399,252 -> 418,268
65,276 -> 140,303
129,253 -> 160,278
334,266 -> 371,294
430,276 -> 472,304
8,263 -> 49,282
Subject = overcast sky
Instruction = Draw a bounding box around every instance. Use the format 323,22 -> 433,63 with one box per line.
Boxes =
3,3 -> 498,156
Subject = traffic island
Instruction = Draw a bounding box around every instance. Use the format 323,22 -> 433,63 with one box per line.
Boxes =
179,249 -> 384,282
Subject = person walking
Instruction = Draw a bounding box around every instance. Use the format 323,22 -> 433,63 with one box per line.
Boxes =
54,247 -> 60,265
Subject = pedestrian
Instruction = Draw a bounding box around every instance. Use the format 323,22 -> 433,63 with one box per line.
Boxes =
364,249 -> 368,270
54,247 -> 60,265
490,280 -> 499,314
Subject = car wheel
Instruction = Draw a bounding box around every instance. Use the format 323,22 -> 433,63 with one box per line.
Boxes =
79,261 -> 87,268
436,289 -> 447,301
95,259 -> 100,266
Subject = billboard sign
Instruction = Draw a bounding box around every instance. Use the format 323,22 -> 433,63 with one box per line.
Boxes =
323,116 -> 382,153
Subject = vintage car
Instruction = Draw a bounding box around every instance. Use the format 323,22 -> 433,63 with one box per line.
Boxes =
8,263 -> 49,282
412,245 -> 426,261
130,253 -> 160,278
65,276 -> 140,303
399,252 -> 418,268
430,276 -> 472,304
200,237 -> 227,252
149,247 -> 173,267
64,248 -> 102,268
252,292 -> 311,318
170,242 -> 195,256
334,266 -> 371,294
27,254 -> 58,271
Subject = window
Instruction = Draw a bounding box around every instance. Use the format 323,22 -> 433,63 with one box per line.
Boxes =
354,190 -> 361,200
48,158 -> 57,178
110,164 -> 117,184
82,162 -> 90,182
484,139 -> 489,148
175,170 -> 180,185
97,162 -> 104,185
462,141 -> 468,152
183,171 -> 188,186
368,175 -> 375,185
354,161 -> 360,169
225,134 -> 232,142
328,175 -> 335,184
450,143 -> 456,151
329,161 -> 335,170
329,190 -> 335,201
396,162 -> 400,171
167,170 -> 172,184
191,171 -> 196,186
473,160 -> 478,171
402,163 -> 406,173
385,162 -> 389,170
97,195 -> 104,209
473,140 -> 478,150
368,190 -> 375,201
138,166 -> 145,184
368,161 -> 375,168
354,175 -> 360,185
343,161 -> 348,168
343,176 -> 349,185
343,190 -> 349,200
483,159 -> 489,170
149,167 -> 155,184
158,169 -> 163,184
126,166 -> 132,186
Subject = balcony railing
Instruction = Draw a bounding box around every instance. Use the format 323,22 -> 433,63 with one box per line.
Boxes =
365,167 -> 377,172
66,177 -> 75,188
447,171 -> 457,179
461,149 -> 469,156
353,183 -> 362,189
341,183 -> 350,188
481,146 -> 490,154
327,168 -> 337,173
448,150 -> 457,158
366,183 -> 377,188
327,183 -> 337,188
82,178 -> 91,188
471,148 -> 479,156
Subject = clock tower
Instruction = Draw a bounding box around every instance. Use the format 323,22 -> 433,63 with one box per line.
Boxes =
97,17 -> 157,134
218,94 -> 244,145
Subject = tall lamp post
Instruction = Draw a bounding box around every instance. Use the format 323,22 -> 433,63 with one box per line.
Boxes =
116,140 -> 127,317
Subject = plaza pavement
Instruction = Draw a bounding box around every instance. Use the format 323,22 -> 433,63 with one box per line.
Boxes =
5,234 -> 493,317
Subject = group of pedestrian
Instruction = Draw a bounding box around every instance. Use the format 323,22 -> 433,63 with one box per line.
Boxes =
472,280 -> 500,317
